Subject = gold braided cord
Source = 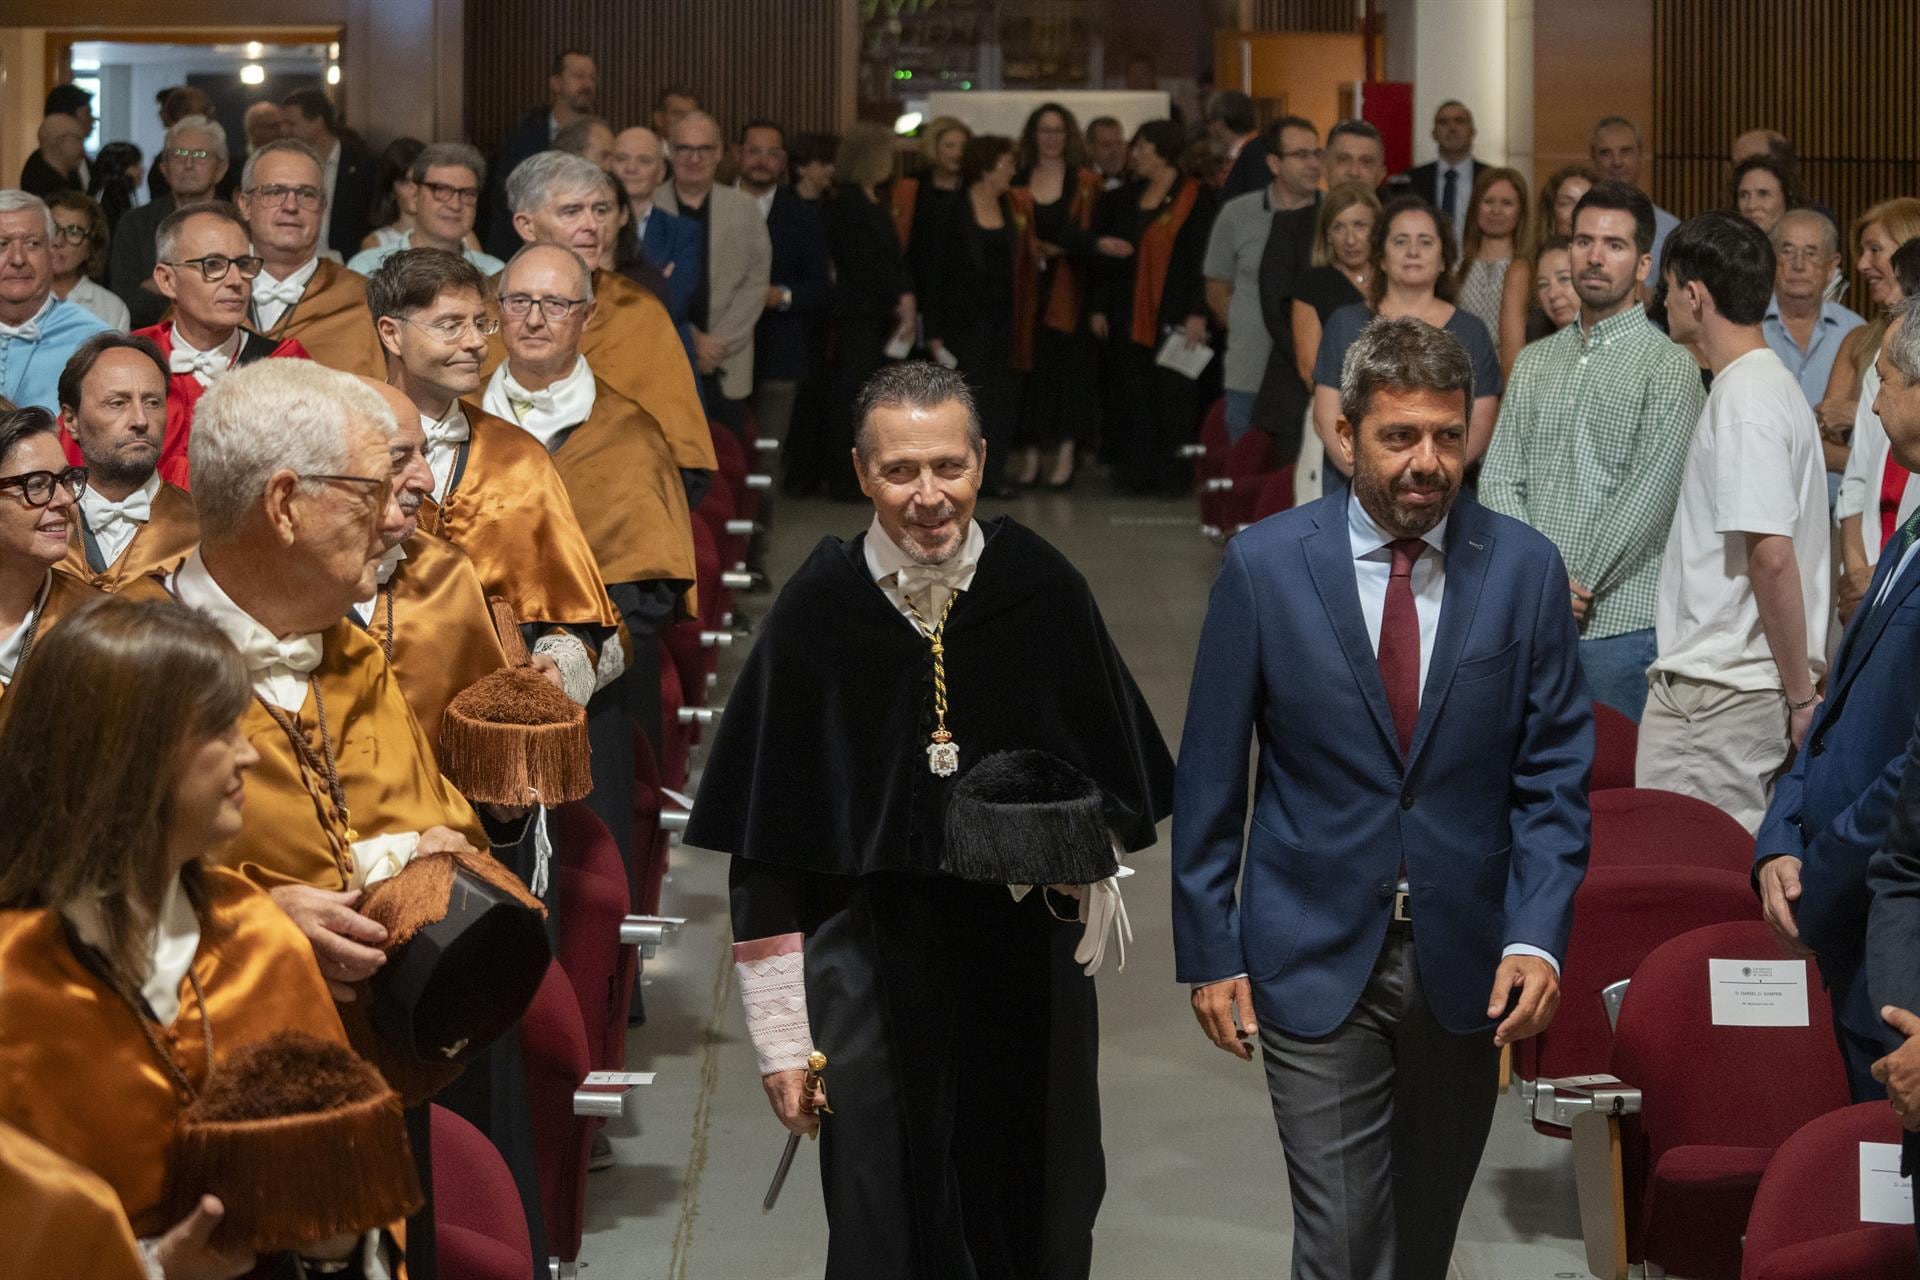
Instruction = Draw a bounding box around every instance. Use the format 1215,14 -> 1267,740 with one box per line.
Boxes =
902,590 -> 961,743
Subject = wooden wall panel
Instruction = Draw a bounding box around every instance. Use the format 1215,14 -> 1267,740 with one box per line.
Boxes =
463,0 -> 852,151
1652,0 -> 1920,259
1252,0 -> 1355,32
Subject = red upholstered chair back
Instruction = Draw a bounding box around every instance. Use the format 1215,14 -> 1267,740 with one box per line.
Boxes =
519,958 -> 595,1264
1741,1103 -> 1918,1280
1591,788 -> 1753,875
1221,428 -> 1276,478
1249,468 -> 1296,523
1517,865 -> 1758,1092
429,1104 -> 535,1280
709,419 -> 747,481
1200,397 -> 1229,455
1612,920 -> 1849,1156
548,802 -> 637,1073
1592,702 -> 1639,790
631,726 -> 666,915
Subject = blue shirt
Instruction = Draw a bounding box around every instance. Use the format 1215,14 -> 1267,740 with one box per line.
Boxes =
0,294 -> 111,413
1763,296 -> 1866,410
346,235 -> 505,278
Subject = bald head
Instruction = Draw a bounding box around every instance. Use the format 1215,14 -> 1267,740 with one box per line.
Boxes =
503,240 -> 595,299
609,127 -> 666,204
498,242 -> 598,381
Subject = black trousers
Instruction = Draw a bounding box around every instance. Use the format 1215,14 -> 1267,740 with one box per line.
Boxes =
947,317 -> 1020,495
1111,341 -> 1203,496
827,316 -> 895,501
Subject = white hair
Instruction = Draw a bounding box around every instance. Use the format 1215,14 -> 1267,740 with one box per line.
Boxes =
0,190 -> 55,239
165,114 -> 230,165
239,137 -> 324,194
1889,297 -> 1920,383
505,150 -> 608,216
190,361 -> 397,542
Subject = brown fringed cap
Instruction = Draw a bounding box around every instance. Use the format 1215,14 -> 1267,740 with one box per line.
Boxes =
164,1031 -> 422,1254
345,847 -> 552,1106
439,597 -> 593,805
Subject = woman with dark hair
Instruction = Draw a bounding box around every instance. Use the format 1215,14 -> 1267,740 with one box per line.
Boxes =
46,190 -> 129,329
0,407 -> 98,697
1311,196 -> 1501,492
925,134 -> 1024,499
1009,102 -> 1125,489
0,596 -> 401,1277
1527,234 -> 1580,340
1089,120 -> 1218,495
87,141 -> 143,236
787,132 -> 838,203
1729,154 -> 1802,235
1537,163 -> 1596,238
360,136 -> 426,252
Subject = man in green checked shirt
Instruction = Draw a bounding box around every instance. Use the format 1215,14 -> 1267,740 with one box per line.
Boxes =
1480,180 -> 1706,720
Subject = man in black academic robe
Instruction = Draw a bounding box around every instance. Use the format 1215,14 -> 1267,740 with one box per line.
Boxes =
687,362 -> 1174,1280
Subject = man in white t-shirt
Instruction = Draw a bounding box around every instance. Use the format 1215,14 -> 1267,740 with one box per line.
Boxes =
1638,212 -> 1831,830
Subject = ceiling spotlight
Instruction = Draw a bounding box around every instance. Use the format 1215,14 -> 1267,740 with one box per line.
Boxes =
245,41 -> 264,58
327,65 -> 341,85
240,63 -> 265,86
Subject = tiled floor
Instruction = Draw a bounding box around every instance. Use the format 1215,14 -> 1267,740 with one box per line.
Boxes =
585,485 -> 1595,1279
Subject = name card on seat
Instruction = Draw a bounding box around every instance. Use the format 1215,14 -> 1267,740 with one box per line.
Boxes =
1707,958 -> 1809,1026
1861,1141 -> 1914,1224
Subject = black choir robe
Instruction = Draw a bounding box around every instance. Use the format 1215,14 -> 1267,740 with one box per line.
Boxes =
685,516 -> 1174,1280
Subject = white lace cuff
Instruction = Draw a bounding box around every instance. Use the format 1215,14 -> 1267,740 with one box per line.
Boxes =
595,630 -> 627,691
734,934 -> 813,1074
532,632 -> 596,706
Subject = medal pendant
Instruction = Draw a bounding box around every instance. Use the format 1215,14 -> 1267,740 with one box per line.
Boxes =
928,731 -> 959,777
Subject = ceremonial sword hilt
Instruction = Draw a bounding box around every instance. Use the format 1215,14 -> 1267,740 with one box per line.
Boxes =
803,1050 -> 832,1124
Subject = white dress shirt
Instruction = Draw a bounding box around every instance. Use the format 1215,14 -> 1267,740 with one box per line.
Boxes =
62,277 -> 130,330
351,542 -> 408,625
0,570 -> 52,687
861,514 -> 985,626
422,403 -> 471,503
66,869 -> 201,1025
80,469 -> 162,566
481,355 -> 597,451
168,323 -> 243,386
251,255 -> 321,331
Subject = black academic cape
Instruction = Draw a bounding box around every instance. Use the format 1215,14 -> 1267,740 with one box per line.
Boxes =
687,516 -> 1173,1280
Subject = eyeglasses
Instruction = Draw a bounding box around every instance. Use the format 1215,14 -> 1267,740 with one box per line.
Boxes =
740,145 -> 786,161
401,314 -> 501,341
167,147 -> 216,164
1777,246 -> 1831,266
246,183 -> 325,210
0,467 -> 87,508
51,222 -> 92,245
498,293 -> 587,321
164,254 -> 265,282
419,180 -> 481,207
1278,147 -> 1325,162
673,144 -> 719,159
300,472 -> 394,509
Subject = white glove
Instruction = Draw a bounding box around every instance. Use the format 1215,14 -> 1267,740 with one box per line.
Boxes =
1073,865 -> 1134,976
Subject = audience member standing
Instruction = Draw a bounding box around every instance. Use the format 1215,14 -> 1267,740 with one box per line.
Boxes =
1731,155 -> 1801,235
1758,296 -> 1920,1102
19,115 -> 86,203
1638,212 -> 1829,831
925,135 -> 1024,499
1589,116 -> 1678,284
609,126 -> 702,337
242,100 -> 284,156
1526,235 -> 1580,339
1290,184 -> 1380,393
44,192 -> 127,330
361,137 -> 424,251
110,116 -> 228,330
1764,209 -> 1863,506
737,120 -> 831,453
279,89 -> 376,259
1452,167 -> 1533,375
1207,91 -> 1270,200
346,143 -> 502,275
0,192 -> 110,413
146,87 -> 218,204
1401,101 -> 1481,245
1312,197 -> 1499,493
658,111 -> 772,434
816,125 -> 914,501
1086,116 -> 1127,190
87,142 -> 143,236
1090,121 -> 1217,496
1204,115 -> 1321,442
1324,119 -> 1390,197
1481,182 -> 1706,720
896,118 -> 970,301
1537,165 -> 1596,239
39,85 -> 94,189
485,50 -> 598,258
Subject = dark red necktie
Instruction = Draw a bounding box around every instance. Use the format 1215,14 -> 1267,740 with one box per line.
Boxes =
1377,538 -> 1425,756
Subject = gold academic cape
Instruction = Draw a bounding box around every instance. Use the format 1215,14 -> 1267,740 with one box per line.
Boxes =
553,379 -> 697,597
366,530 -> 510,761
252,260 -> 388,379
0,1121 -> 148,1280
0,571 -> 103,701
58,481 -> 199,592
221,621 -> 487,892
482,269 -> 717,473
0,868 -> 357,1237
416,402 -> 618,632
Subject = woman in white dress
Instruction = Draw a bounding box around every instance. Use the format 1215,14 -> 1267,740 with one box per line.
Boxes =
46,192 -> 129,331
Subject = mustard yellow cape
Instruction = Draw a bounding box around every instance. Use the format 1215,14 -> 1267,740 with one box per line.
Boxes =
252,260 -> 387,379
0,572 -> 102,702
367,529 -> 511,762
0,1121 -> 149,1280
554,379 -> 697,598
59,481 -> 199,593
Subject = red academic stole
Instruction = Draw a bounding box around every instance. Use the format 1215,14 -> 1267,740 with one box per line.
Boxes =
1129,178 -> 1200,348
1007,190 -> 1041,373
889,177 -> 919,249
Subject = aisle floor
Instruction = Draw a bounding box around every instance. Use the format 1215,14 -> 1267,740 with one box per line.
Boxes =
585,486 -> 1594,1279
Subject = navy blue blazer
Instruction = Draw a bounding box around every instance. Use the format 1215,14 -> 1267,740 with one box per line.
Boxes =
1762,546 -> 1920,968
754,187 -> 833,383
1171,492 -> 1592,1038
636,205 -> 704,367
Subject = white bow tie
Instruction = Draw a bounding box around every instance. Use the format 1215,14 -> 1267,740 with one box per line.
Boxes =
83,487 -> 152,530
897,559 -> 970,620
423,414 -> 471,452
253,277 -> 306,308
240,632 -> 324,704
0,319 -> 41,342
506,384 -> 558,418
168,345 -> 230,378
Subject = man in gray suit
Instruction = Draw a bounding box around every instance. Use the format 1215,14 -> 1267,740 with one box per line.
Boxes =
656,110 -> 771,435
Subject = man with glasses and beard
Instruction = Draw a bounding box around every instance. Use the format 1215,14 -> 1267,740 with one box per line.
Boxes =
1480,180 -> 1706,721
121,203 -> 310,488
238,139 -> 387,378
1174,315 -> 1590,1280
54,333 -> 198,592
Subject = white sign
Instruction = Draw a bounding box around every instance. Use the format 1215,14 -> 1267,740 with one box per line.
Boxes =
1861,1141 -> 1914,1224
582,1071 -> 656,1087
1707,958 -> 1810,1027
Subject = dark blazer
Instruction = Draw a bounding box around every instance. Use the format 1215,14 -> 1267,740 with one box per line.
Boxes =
1252,194 -> 1323,440
754,186 -> 833,383
1401,158 -> 1485,222
1868,715 -> 1920,1179
484,106 -> 554,258
1171,491 -> 1592,1037
108,193 -> 175,331
1089,176 -> 1218,345
1219,136 -> 1272,202
923,194 -> 1016,349
631,203 -> 704,368
822,184 -> 911,323
323,135 -> 378,260
19,150 -> 83,200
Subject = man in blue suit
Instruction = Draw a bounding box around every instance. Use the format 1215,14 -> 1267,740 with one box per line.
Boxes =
1768,297 -> 1920,1102
609,125 -> 702,372
1173,314 -> 1592,1280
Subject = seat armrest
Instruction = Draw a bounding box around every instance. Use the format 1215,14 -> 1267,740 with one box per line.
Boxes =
1533,1073 -> 1643,1128
573,1069 -> 655,1118
620,914 -> 688,958
1546,1074 -> 1643,1280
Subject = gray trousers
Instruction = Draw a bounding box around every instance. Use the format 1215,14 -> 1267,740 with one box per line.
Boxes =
1258,924 -> 1500,1280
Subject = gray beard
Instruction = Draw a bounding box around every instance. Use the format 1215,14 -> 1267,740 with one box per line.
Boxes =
896,518 -> 967,566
